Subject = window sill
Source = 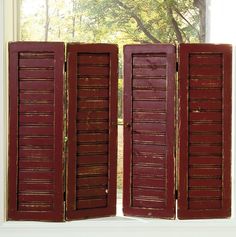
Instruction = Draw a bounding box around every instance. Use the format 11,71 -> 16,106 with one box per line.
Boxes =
1,200 -> 236,236
1,216 -> 236,237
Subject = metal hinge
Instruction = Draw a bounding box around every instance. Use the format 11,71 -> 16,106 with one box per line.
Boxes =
176,62 -> 179,72
64,61 -> 67,72
175,190 -> 178,199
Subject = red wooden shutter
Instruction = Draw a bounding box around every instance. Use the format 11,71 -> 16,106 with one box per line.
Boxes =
178,44 -> 232,219
8,42 -> 65,221
66,44 -> 118,220
123,44 -> 176,218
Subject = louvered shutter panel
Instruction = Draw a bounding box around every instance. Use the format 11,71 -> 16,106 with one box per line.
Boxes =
66,44 -> 118,220
178,44 -> 232,219
123,44 -> 176,218
8,42 -> 64,221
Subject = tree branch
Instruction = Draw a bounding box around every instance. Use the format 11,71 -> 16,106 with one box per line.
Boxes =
173,6 -> 200,38
167,5 -> 183,43
194,0 -> 206,42
114,0 -> 161,43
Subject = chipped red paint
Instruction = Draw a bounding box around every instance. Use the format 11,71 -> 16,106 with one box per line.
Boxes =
8,42 -> 65,221
66,44 -> 118,220
8,42 -> 232,222
178,44 -> 232,219
123,44 -> 176,219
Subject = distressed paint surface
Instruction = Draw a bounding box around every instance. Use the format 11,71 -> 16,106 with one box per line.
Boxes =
8,42 -> 64,221
178,44 -> 232,219
66,44 -> 118,220
123,44 -> 176,219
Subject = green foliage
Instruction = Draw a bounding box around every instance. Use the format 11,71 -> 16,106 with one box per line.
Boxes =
20,0 -> 203,74
20,0 -> 202,43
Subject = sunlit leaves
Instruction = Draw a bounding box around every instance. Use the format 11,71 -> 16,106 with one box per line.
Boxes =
20,0 -> 201,43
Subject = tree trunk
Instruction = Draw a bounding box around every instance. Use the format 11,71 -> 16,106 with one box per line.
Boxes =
194,0 -> 206,42
115,0 -> 161,43
45,0 -> 49,41
167,5 -> 183,43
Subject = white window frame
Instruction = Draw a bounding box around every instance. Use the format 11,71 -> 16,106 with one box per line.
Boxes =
0,0 -> 236,236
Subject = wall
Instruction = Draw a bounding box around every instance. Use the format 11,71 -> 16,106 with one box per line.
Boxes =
206,0 -> 236,215
0,0 -> 236,236
0,0 -> 6,223
0,0 -> 18,223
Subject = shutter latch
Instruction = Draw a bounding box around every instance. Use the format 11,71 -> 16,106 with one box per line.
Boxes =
124,123 -> 131,128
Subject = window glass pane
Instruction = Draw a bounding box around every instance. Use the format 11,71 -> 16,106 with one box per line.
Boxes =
20,0 -> 205,43
20,0 -> 204,194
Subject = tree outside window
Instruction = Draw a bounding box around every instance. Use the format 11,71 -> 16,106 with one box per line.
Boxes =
19,0 -> 205,193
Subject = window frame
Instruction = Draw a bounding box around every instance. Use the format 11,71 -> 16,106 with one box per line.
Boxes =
0,0 -> 236,236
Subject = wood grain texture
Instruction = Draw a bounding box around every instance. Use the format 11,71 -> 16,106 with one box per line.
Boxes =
178,44 -> 232,219
66,43 -> 118,220
8,42 -> 64,221
123,44 -> 176,219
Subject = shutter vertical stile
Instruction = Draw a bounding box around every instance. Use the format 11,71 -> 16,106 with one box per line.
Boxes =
178,44 -> 232,219
123,44 -> 176,218
66,44 -> 118,220
8,42 -> 65,221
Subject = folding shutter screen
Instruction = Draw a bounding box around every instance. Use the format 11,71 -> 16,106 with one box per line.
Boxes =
8,42 -> 65,221
66,44 -> 118,220
123,44 -> 176,218
178,44 -> 232,219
